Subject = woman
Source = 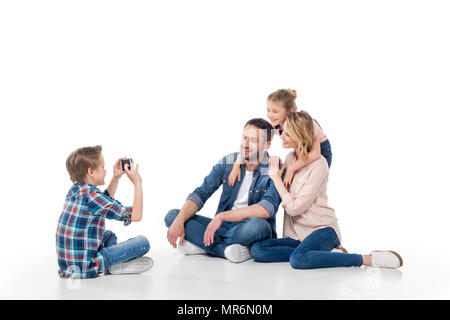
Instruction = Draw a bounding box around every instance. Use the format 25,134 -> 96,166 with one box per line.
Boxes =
250,111 -> 403,269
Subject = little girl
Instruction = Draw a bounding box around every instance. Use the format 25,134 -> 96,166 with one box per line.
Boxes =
250,111 -> 403,269
228,88 -> 332,188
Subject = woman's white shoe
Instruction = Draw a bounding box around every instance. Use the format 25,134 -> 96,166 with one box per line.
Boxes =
370,250 -> 403,268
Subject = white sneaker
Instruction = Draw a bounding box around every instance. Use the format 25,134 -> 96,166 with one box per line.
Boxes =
370,250 -> 403,268
224,244 -> 252,263
178,240 -> 206,255
108,256 -> 154,275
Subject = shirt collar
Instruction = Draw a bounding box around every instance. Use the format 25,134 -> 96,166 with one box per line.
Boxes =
242,151 -> 270,175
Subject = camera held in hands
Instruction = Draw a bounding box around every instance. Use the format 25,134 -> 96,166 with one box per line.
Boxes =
120,158 -> 133,172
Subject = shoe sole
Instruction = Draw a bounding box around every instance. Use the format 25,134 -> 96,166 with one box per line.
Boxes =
372,250 -> 403,267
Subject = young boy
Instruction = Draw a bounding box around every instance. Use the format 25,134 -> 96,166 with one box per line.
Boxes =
56,145 -> 152,279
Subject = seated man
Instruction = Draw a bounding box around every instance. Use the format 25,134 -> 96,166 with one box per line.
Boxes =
164,118 -> 282,263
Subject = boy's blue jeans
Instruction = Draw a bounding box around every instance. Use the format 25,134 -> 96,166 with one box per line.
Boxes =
101,230 -> 150,271
164,209 -> 272,258
251,227 -> 363,269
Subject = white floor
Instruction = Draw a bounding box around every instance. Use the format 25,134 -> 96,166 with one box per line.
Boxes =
2,244 -> 449,300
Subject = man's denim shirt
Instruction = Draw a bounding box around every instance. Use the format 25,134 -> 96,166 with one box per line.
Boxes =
187,151 -> 282,238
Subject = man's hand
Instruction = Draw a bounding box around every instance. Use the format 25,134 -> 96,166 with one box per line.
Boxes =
167,219 -> 185,248
203,214 -> 224,246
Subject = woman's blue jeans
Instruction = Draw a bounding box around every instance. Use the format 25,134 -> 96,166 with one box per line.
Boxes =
250,227 -> 363,269
101,230 -> 150,270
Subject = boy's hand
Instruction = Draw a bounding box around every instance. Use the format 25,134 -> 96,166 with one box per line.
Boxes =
113,157 -> 126,179
125,161 -> 142,185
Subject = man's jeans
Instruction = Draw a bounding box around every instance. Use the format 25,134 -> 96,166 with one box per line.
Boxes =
101,230 -> 150,271
251,227 -> 363,269
164,209 -> 272,258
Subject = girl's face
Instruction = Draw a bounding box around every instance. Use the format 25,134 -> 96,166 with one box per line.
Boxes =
280,128 -> 297,150
267,100 -> 288,128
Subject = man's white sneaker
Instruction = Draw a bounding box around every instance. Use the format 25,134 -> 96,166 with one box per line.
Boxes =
108,256 -> 154,275
224,244 -> 252,263
370,250 -> 403,269
178,240 -> 207,255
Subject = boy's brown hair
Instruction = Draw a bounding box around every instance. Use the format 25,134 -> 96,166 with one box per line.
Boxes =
66,145 -> 103,183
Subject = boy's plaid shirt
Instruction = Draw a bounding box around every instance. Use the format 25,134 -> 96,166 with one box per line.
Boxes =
56,182 -> 132,279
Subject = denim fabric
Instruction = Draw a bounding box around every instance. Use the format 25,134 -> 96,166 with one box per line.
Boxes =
101,230 -> 150,271
186,151 -> 282,238
165,209 -> 272,258
320,139 -> 332,168
251,227 -> 363,269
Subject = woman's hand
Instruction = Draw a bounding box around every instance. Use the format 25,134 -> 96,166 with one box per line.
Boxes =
283,166 -> 295,188
268,156 -> 285,180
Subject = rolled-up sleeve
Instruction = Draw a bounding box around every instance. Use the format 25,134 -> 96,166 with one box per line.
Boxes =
88,189 -> 132,226
256,199 -> 276,218
256,178 -> 282,218
186,192 -> 205,211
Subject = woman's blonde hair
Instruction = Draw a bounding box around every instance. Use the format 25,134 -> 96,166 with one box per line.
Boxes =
267,88 -> 298,113
284,111 -> 316,162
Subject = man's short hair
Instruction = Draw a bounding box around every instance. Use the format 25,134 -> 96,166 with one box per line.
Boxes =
244,118 -> 273,143
66,145 -> 102,183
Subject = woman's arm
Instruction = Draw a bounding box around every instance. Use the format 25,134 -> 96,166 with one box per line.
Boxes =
281,164 -> 328,217
269,156 -> 328,217
268,157 -> 289,199
283,138 -> 321,186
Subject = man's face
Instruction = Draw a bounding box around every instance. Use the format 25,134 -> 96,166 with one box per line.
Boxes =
240,125 -> 269,164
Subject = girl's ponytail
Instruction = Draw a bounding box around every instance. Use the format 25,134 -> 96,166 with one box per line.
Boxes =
267,88 -> 298,113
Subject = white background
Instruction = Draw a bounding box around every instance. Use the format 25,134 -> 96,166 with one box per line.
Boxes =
1,0 -> 449,298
